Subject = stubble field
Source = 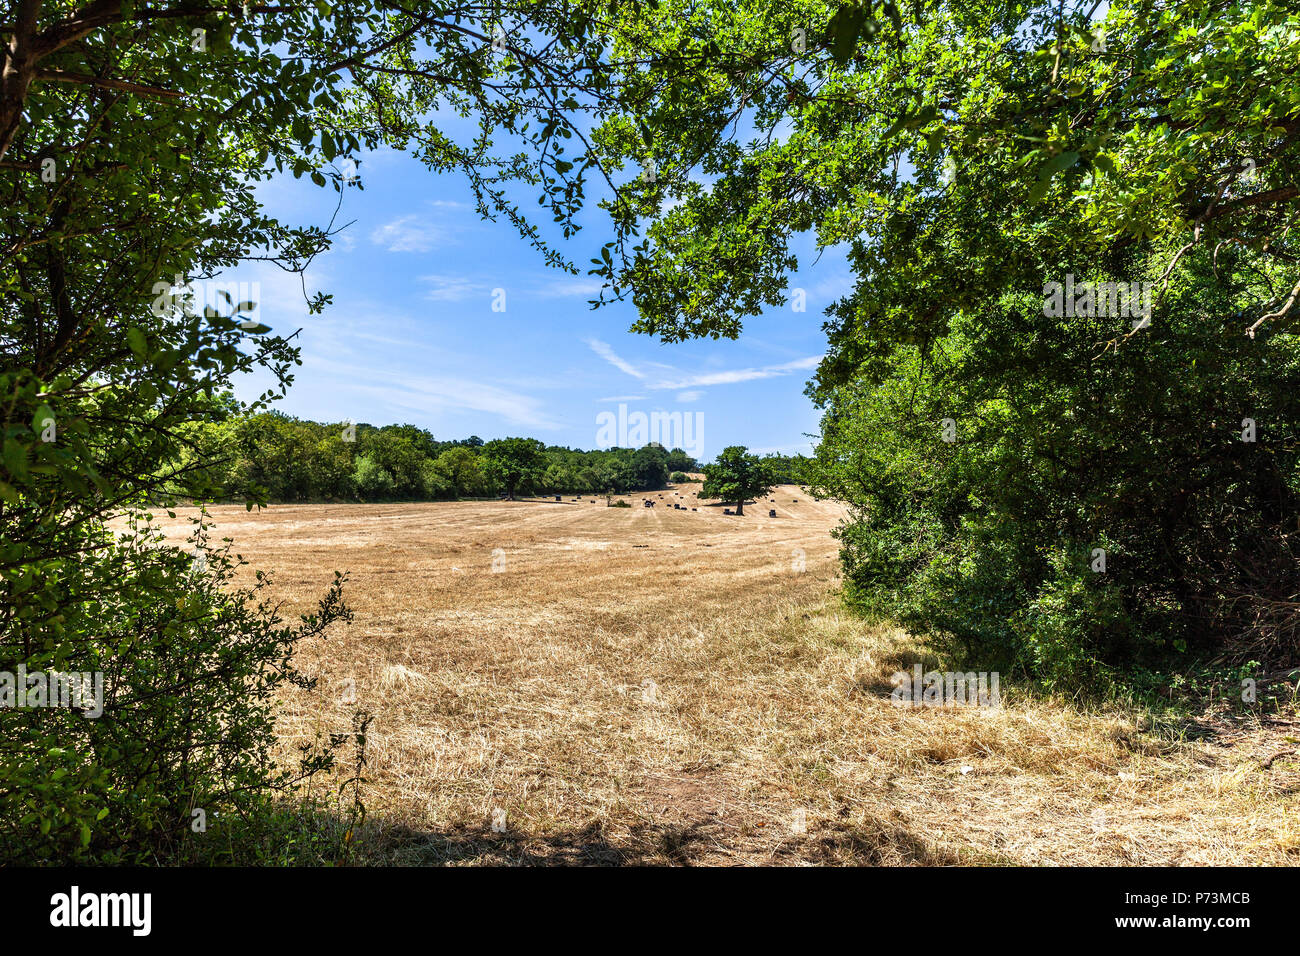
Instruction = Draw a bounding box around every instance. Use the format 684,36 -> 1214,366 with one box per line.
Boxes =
149,483 -> 1300,865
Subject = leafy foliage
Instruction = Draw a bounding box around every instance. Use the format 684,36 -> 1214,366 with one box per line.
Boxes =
481,437 -> 549,500
591,0 -> 1300,680
0,0 -> 706,859
816,254 -> 1300,682
0,512 -> 350,863
187,412 -> 694,501
699,445 -> 776,515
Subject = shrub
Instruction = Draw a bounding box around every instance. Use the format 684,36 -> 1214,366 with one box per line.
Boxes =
353,456 -> 396,500
419,460 -> 453,499
815,254 -> 1300,683
0,513 -> 350,863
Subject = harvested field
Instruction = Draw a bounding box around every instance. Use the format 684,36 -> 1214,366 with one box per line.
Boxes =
144,483 -> 1300,865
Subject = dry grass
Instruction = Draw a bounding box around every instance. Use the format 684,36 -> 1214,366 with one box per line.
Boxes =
146,484 -> 1300,865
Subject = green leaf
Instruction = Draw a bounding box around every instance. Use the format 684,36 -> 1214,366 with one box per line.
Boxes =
907,104 -> 938,129
829,5 -> 868,65
3,439 -> 28,481
1038,151 -> 1080,179
31,404 -> 54,434
126,327 -> 147,359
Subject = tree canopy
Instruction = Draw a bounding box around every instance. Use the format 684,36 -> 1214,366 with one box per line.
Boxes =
588,0 -> 1300,679
699,445 -> 775,515
0,0 -> 712,862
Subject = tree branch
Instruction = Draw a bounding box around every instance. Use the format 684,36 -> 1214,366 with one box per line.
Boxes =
34,66 -> 181,98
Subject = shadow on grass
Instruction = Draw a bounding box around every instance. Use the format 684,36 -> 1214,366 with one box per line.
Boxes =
346,814 -> 964,867
179,788 -> 970,866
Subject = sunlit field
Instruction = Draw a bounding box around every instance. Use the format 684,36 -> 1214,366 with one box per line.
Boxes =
146,485 -> 1300,866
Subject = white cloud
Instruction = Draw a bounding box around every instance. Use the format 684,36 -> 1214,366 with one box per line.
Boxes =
650,356 -> 821,390
306,356 -> 559,429
810,272 -> 857,302
597,394 -> 646,402
419,274 -> 488,302
371,215 -> 448,253
585,336 -> 822,393
534,278 -> 606,298
584,337 -> 645,378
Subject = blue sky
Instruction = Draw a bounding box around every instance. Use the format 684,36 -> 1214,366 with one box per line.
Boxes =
234,144 -> 853,462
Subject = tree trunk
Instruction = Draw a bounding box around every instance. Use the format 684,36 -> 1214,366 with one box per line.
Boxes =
735,500 -> 743,515
1,0 -> 127,162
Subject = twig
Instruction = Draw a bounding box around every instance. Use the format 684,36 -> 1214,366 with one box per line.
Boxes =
1247,274 -> 1300,338
1262,749 -> 1296,769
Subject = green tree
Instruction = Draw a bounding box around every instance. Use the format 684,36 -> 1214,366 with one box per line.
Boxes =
482,438 -> 547,500
352,455 -> 396,500
433,446 -> 486,497
666,448 -> 697,473
542,462 -> 575,494
312,432 -> 358,500
591,0 -> 1300,678
419,459 -> 453,500
594,0 -> 1299,345
0,0 -> 707,859
361,430 -> 426,498
699,446 -> 774,516
231,413 -> 318,501
630,444 -> 670,490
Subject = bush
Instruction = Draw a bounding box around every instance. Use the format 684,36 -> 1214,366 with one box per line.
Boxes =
815,253 -> 1300,683
669,471 -> 689,483
419,460 -> 453,499
353,455 -> 396,500
0,513 -> 351,863
1013,546 -> 1134,688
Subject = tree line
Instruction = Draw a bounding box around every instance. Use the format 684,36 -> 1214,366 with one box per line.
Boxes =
186,406 -> 700,502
